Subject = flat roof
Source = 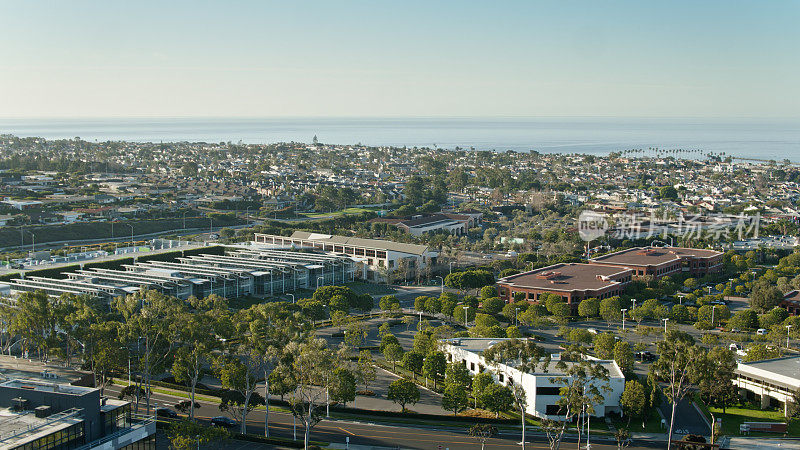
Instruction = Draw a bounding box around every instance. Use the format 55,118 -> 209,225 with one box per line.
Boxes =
498,263 -> 630,292
738,356 -> 800,382
441,338 -> 624,378
287,231 -> 430,256
0,379 -> 97,396
590,246 -> 722,267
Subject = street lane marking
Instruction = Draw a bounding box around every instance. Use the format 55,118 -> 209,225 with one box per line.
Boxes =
337,426 -> 356,436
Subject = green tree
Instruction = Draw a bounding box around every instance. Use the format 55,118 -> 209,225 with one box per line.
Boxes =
480,285 -> 498,299
482,297 -> 505,315
471,372 -> 493,408
387,378 -> 420,412
729,309 -> 759,330
698,346 -> 738,413
578,297 -> 600,318
423,351 -> 447,388
750,280 -> 783,312
480,383 -> 514,417
600,297 -> 624,325
329,367 -> 357,407
442,383 -> 470,415
402,351 -> 424,380
650,334 -> 706,449
383,343 -> 404,372
287,338 -> 336,450
379,295 -> 400,312
743,343 -> 781,362
613,340 -> 635,376
593,333 -> 616,359
356,350 -> 376,394
620,380 -> 647,428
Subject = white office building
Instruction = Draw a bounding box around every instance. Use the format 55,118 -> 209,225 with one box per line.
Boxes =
734,356 -> 800,415
441,338 -> 626,420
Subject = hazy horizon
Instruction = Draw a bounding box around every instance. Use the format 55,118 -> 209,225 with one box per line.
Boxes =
2,1 -> 798,119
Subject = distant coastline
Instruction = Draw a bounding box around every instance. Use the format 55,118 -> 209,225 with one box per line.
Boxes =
1,117 -> 798,162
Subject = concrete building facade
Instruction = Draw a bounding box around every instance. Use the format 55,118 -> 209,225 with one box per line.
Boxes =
441,338 -> 625,420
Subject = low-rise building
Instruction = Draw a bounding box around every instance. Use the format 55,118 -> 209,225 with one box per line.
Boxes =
589,246 -> 723,279
496,263 -> 632,307
781,290 -> 800,316
254,232 -> 437,282
734,356 -> 800,415
0,379 -> 155,449
441,338 -> 625,419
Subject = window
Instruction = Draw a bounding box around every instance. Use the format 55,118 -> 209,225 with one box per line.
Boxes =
470,362 -> 475,371
545,404 -> 561,415
537,386 -> 561,396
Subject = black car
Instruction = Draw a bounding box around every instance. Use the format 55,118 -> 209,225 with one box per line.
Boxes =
635,351 -> 656,362
155,408 -> 179,418
211,416 -> 237,428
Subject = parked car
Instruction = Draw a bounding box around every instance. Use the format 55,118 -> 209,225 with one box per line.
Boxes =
211,416 -> 237,428
635,351 -> 656,362
756,328 -> 767,335
155,408 -> 179,419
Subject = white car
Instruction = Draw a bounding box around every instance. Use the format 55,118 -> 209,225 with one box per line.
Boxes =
756,328 -> 767,335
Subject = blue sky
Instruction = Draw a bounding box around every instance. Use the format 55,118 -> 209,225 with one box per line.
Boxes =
1,1 -> 797,118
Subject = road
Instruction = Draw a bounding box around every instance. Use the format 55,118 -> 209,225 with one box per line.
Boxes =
107,385 -> 659,449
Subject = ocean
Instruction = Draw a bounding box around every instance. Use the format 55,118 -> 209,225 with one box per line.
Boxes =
1,117 -> 798,161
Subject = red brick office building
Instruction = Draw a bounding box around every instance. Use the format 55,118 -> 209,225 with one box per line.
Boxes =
497,263 -> 633,306
588,247 -> 723,279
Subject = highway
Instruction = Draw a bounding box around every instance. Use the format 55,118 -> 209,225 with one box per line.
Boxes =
105,385 -> 659,449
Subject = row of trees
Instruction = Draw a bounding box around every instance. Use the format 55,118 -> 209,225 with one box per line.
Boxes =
0,287 -> 380,450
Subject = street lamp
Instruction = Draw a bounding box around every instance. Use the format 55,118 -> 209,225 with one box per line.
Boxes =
787,325 -> 793,349
711,305 -> 718,327
245,206 -> 251,226
449,262 -> 454,274
464,306 -> 470,328
662,318 -> 669,333
515,307 -> 520,327
621,308 -> 627,331
125,223 -> 134,247
434,275 -> 444,294
287,293 -> 295,304
24,231 -> 35,253
317,276 -> 324,289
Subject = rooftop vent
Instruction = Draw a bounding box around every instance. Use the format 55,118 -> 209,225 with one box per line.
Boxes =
535,271 -> 561,280
34,405 -> 52,418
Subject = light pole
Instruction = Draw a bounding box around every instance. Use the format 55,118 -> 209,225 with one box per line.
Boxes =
434,275 -> 443,294
711,305 -> 717,327
464,306 -> 470,328
245,206 -> 251,226
515,307 -> 520,327
125,223 -> 134,247
662,318 -> 669,333
449,262 -> 454,274
287,293 -> 295,304
621,308 -> 627,331
787,325 -> 793,349
24,231 -> 35,253
182,211 -> 188,229
317,276 -> 324,289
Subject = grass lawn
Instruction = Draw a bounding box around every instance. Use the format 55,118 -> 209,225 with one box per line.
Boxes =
300,207 -> 374,219
612,408 -> 664,434
706,403 -> 799,436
